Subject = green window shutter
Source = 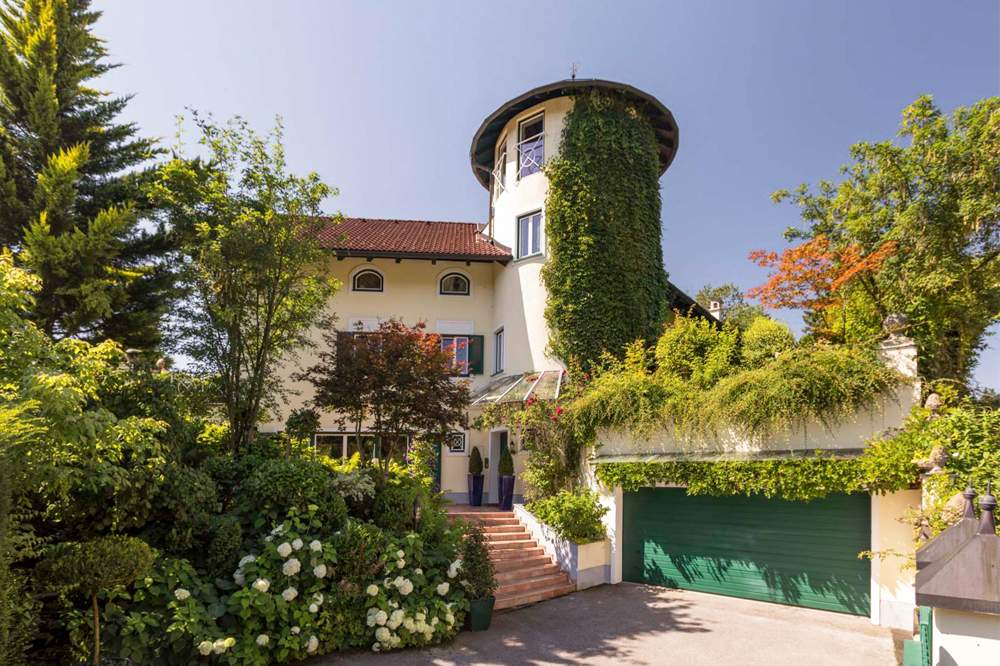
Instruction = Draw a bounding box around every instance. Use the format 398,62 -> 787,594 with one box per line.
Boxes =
469,335 -> 485,375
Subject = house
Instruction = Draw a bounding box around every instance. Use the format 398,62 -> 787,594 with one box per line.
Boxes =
271,78 -> 922,627
270,78 -> 705,507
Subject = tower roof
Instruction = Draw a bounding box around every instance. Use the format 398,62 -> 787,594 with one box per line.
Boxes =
469,78 -> 680,189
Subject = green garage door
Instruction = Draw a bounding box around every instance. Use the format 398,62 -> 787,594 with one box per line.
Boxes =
623,488 -> 871,615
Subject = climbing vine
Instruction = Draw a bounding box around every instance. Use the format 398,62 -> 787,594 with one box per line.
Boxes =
542,91 -> 668,370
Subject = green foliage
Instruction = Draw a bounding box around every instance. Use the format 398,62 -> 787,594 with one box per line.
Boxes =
528,490 -> 607,544
542,90 -> 668,369
740,317 -> 795,368
237,458 -> 348,535
459,523 -> 496,600
0,565 -> 39,665
655,316 -> 739,388
147,464 -> 219,553
468,446 -> 483,475
154,114 -> 339,454
498,446 -> 514,477
203,514 -> 243,579
371,467 -> 424,533
39,535 -> 155,596
574,315 -> 900,442
0,0 -> 172,348
767,95 -> 1000,386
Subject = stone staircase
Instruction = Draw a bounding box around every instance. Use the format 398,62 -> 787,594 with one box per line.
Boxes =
448,508 -> 576,610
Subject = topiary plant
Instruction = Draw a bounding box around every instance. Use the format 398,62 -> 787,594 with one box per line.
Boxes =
498,447 -> 514,477
461,523 -> 496,600
468,447 -> 483,476
37,535 -> 154,665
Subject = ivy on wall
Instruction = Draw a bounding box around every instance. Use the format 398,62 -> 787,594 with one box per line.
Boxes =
542,91 -> 668,370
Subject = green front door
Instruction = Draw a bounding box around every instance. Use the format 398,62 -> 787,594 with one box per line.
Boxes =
623,488 -> 871,615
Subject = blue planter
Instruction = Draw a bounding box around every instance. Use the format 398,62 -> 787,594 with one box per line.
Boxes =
499,475 -> 515,510
467,474 -> 484,506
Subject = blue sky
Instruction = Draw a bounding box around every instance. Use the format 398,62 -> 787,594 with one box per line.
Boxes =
95,0 -> 1000,388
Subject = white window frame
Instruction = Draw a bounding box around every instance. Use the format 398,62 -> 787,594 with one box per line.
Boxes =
440,335 -> 471,377
517,211 -> 543,259
445,431 -> 467,456
493,136 -> 507,198
439,272 -> 471,296
493,327 -> 504,375
517,113 -> 544,179
352,268 -> 383,292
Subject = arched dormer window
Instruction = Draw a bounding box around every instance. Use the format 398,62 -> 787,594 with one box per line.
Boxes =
439,272 -> 470,296
353,269 -> 383,292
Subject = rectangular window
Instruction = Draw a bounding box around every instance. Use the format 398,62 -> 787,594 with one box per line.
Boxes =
441,335 -> 470,376
517,212 -> 542,258
494,142 -> 507,197
313,433 -> 345,458
517,113 -> 544,178
494,328 -> 504,374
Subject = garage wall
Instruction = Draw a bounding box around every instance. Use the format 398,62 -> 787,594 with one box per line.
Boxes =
870,489 -> 921,629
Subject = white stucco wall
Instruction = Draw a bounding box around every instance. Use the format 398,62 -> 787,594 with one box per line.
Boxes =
870,489 -> 921,629
933,608 -> 1000,666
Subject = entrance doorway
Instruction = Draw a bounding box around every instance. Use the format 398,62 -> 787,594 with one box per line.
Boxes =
488,429 -> 509,504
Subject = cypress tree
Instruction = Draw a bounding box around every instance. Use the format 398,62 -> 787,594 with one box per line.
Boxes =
0,0 -> 173,347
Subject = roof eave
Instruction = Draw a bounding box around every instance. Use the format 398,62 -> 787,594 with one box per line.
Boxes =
331,249 -> 511,264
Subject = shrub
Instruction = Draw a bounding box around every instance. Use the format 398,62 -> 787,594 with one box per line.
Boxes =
740,316 -> 795,368
203,514 -> 244,579
498,447 -> 514,477
371,468 -> 424,533
237,458 -> 348,535
0,565 -> 39,665
459,524 -> 496,600
468,446 -> 483,475
148,464 -> 219,553
655,315 -> 739,388
528,490 -> 608,544
38,536 -> 155,664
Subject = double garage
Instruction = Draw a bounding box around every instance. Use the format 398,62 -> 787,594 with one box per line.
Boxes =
622,488 -> 872,616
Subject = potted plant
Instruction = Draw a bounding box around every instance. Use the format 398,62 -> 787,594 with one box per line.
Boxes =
37,535 -> 154,665
498,446 -> 515,511
462,523 -> 497,630
467,446 -> 484,506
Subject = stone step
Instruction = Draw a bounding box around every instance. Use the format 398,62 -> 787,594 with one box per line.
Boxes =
485,532 -> 532,543
448,511 -> 513,521
490,545 -> 545,559
495,581 -> 577,610
495,563 -> 562,584
482,524 -> 526,534
488,538 -> 538,550
493,554 -> 553,572
497,572 -> 573,596
460,516 -> 521,526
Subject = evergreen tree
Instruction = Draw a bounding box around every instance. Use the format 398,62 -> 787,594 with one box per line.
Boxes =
0,0 -> 173,348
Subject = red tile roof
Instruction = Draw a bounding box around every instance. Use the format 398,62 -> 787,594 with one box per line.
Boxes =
317,217 -> 511,262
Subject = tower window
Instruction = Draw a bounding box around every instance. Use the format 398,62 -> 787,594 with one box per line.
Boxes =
352,269 -> 383,292
494,327 -> 504,374
517,113 -> 544,178
439,273 -> 470,296
517,211 -> 542,258
493,140 -> 507,197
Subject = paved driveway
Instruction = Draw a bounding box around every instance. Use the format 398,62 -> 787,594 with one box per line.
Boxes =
309,583 -> 902,665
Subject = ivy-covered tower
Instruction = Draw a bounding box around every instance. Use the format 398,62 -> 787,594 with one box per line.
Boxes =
470,79 -> 679,373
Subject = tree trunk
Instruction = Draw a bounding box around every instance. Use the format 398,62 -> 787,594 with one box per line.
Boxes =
92,592 -> 100,665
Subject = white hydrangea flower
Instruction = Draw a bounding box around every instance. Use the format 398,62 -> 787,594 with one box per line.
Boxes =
372,643 -> 381,652
271,524 -> 285,536
431,616 -> 439,626
233,571 -> 246,586
309,603 -> 319,613
396,559 -> 405,569
388,609 -> 404,629
174,588 -> 190,601
414,567 -> 423,575
366,584 -> 379,596
403,617 -> 415,631
313,592 -> 324,605
306,635 -> 319,653
313,563 -> 327,578
212,638 -> 228,654
292,538 -> 303,551
375,609 -> 388,626
399,579 -> 413,595
282,557 -> 301,576
264,535 -> 273,542
291,626 -> 301,635
256,634 -> 269,646
238,554 -> 256,567
388,600 -> 398,608
436,582 -> 449,596
252,578 -> 270,593
281,587 -> 298,602
396,549 -> 404,559
445,612 -> 455,625
276,542 -> 293,558
309,539 -> 322,552
375,626 -> 391,643
197,640 -> 213,656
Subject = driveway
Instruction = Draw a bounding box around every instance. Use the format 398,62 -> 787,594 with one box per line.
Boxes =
309,583 -> 902,665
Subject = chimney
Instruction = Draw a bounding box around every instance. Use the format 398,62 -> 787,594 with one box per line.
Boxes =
708,300 -> 723,321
